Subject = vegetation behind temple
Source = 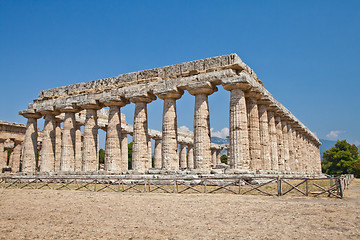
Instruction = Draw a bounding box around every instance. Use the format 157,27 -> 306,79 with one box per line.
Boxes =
322,140 -> 360,177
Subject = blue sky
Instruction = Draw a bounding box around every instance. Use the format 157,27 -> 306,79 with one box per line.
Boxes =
0,0 -> 359,147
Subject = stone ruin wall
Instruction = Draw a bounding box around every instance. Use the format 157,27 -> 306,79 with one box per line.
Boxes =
16,53 -> 321,175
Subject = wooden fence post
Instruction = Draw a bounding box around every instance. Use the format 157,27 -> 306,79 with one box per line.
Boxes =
277,177 -> 282,196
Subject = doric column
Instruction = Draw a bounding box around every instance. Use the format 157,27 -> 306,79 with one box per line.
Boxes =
188,85 -> 217,170
10,140 -> 22,172
187,144 -> 194,169
40,112 -> 58,172
81,104 -> 101,172
131,96 -> 155,173
74,124 -> 82,171
216,150 -> 221,165
300,134 -> 307,172
19,110 -> 42,173
267,110 -> 279,171
153,137 -> 162,168
294,130 -> 303,172
155,91 -> 183,171
179,143 -> 187,169
148,137 -> 152,169
223,83 -> 250,170
258,103 -> 271,170
103,100 -> 128,172
281,119 -> 290,171
120,130 -> 129,171
275,116 -> 285,171
0,138 -> 5,169
246,94 -> 261,170
287,123 -> 296,171
211,147 -> 217,167
59,106 -> 79,171
54,119 -> 62,172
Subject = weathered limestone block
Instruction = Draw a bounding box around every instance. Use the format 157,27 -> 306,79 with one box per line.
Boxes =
19,110 -> 42,173
104,105 -> 123,172
281,120 -> 290,171
179,144 -> 187,168
275,116 -> 285,171
82,108 -> 100,172
188,85 -> 217,170
40,113 -> 57,172
153,138 -> 161,168
187,144 -> 194,169
258,104 -> 271,170
246,96 -> 261,170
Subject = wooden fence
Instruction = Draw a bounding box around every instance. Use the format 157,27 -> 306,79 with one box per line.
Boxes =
0,174 -> 354,198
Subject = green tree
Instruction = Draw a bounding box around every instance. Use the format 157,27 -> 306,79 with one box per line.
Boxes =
99,148 -> 105,165
322,140 -> 359,176
220,154 -> 228,164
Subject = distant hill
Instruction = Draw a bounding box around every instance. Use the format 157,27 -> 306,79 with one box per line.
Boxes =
211,137 -> 228,145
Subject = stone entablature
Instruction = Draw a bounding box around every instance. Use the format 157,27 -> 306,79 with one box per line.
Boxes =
18,53 -> 322,174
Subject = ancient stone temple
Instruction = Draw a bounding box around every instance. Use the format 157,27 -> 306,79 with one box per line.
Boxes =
0,121 -> 26,172
18,53 -> 321,175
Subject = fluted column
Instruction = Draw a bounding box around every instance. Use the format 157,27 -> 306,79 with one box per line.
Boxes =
211,148 -> 217,167
74,124 -> 82,171
281,120 -> 290,171
0,139 -> 5,169
188,86 -> 217,170
40,113 -> 57,172
148,137 -> 152,169
19,110 -> 42,173
153,138 -> 162,168
131,96 -> 155,173
179,144 -> 187,168
258,104 -> 271,170
246,95 -> 261,170
54,120 -> 62,172
223,85 -> 250,169
295,130 -> 303,172
120,130 -> 129,171
267,111 -> 279,171
187,144 -> 194,169
60,109 -> 78,171
275,116 -> 285,171
300,134 -> 307,172
10,140 -> 22,172
287,124 -> 296,171
155,91 -> 183,171
81,106 -> 101,172
216,150 -> 221,165
103,101 -> 127,172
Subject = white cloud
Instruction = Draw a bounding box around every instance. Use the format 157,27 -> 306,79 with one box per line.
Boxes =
325,130 -> 344,140
211,127 -> 229,139
178,125 -> 190,132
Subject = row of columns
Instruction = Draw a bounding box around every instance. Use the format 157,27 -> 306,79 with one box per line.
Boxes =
0,138 -> 22,172
20,83 -> 320,174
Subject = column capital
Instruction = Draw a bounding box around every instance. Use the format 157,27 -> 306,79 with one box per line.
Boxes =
56,104 -> 82,113
101,97 -> 129,107
19,109 -> 42,119
187,82 -> 217,96
130,94 -> 156,104
155,89 -> 184,100
245,87 -> 262,99
78,100 -> 103,110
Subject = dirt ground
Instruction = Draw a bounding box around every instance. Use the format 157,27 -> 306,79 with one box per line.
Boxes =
0,179 -> 359,240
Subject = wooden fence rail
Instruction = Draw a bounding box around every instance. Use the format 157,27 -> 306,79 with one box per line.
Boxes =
0,174 -> 354,198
